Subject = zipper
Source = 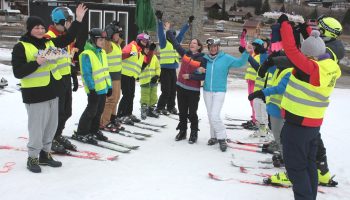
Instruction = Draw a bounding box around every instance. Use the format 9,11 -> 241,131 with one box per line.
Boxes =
210,56 -> 217,91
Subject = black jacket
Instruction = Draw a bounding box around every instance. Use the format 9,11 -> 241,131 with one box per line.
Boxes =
12,21 -> 81,104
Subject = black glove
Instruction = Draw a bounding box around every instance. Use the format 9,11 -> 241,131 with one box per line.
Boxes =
89,89 -> 97,96
238,46 -> 245,54
188,16 -> 195,24
258,58 -> 274,78
155,10 -> 163,20
278,14 -> 289,24
150,75 -> 159,84
149,43 -> 156,51
107,88 -> 112,97
248,90 -> 265,101
72,74 -> 78,92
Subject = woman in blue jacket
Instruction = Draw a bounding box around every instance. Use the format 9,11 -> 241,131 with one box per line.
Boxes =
201,38 -> 253,152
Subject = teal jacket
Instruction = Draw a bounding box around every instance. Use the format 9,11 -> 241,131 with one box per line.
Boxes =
203,51 -> 249,92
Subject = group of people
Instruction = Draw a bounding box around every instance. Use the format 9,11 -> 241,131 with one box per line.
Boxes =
11,4 -> 343,200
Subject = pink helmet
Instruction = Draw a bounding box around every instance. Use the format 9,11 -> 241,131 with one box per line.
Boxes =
136,33 -> 150,42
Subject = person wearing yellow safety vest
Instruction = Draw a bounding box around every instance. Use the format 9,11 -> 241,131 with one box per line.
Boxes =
139,43 -> 161,120
279,14 -> 341,200
44,6 -> 79,154
11,4 -> 87,173
73,28 -> 112,145
99,21 -> 125,133
154,10 -> 193,115
116,33 -> 150,124
241,39 -> 269,137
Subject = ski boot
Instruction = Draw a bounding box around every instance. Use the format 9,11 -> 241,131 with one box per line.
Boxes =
207,138 -> 218,146
94,131 -> 108,141
39,150 -> 62,167
249,124 -> 268,138
129,114 -> 141,123
56,135 -> 77,151
242,120 -> 258,130
188,130 -> 198,144
100,122 -> 119,133
175,130 -> 187,141
111,115 -> 125,130
318,169 -> 338,187
218,139 -> 227,152
0,77 -> 8,87
140,104 -> 148,120
272,153 -> 284,168
156,108 -> 169,115
72,132 -> 98,145
51,139 -> 67,154
167,107 -> 178,115
265,171 -> 292,187
27,157 -> 41,173
147,106 -> 159,118
120,116 -> 134,125
262,141 -> 280,154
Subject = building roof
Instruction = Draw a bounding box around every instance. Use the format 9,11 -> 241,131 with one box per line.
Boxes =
227,11 -> 248,16
204,1 -> 222,9
243,20 -> 261,28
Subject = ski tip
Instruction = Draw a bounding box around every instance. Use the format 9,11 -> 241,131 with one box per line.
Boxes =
107,155 -> 119,161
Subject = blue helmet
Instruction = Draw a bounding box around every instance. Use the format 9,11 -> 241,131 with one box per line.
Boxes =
51,7 -> 74,24
252,39 -> 264,46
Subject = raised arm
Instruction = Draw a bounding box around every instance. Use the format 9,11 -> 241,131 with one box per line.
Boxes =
166,30 -> 186,57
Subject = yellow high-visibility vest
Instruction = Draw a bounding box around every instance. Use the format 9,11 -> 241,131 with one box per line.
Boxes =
20,41 -> 62,88
281,59 -> 341,119
79,49 -> 112,93
159,41 -> 179,64
139,55 -> 161,85
107,42 -> 122,73
244,54 -> 259,81
45,30 -> 71,75
121,44 -> 144,79
266,68 -> 293,107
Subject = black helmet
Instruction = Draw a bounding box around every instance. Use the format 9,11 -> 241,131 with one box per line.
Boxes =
89,28 -> 107,39
105,21 -> 123,40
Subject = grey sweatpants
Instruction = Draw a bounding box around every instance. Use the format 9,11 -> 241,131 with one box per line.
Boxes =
270,116 -> 284,155
25,97 -> 59,158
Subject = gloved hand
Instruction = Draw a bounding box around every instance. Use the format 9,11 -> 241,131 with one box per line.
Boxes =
150,75 -> 159,84
258,58 -> 275,78
130,51 -> 137,56
238,46 -> 246,54
72,74 -> 78,92
155,10 -> 163,20
149,43 -> 156,51
89,89 -> 97,96
248,90 -> 265,101
107,88 -> 112,97
278,14 -> 289,24
188,16 -> 195,24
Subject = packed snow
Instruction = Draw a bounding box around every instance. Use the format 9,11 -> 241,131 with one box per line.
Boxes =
0,48 -> 349,200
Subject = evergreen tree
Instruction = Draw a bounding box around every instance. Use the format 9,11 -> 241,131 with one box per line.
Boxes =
255,0 -> 262,15
208,8 -> 221,20
280,4 -> 286,13
342,8 -> 350,25
230,3 -> 237,11
309,7 -> 318,19
261,0 -> 271,13
221,0 -> 229,20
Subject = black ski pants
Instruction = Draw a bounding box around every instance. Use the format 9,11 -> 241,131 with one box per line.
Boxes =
117,75 -> 135,117
176,86 -> 200,132
55,75 -> 72,138
281,122 -> 320,200
157,68 -> 177,110
77,94 -> 106,135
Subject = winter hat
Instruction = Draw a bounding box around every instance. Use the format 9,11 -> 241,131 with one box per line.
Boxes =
26,16 -> 46,32
301,30 -> 326,58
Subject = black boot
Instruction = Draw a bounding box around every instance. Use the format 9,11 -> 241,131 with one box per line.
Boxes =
39,150 -> 62,167
27,157 -> 41,173
272,153 -> 285,167
140,104 -> 148,120
56,135 -> 77,151
175,130 -> 187,141
147,106 -> 159,118
188,130 -> 198,144
51,139 -> 67,154
218,139 -> 227,152
72,132 -> 98,145
94,131 -> 108,141
207,138 -> 218,146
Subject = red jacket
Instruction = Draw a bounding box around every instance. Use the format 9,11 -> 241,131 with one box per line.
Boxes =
280,21 -> 323,127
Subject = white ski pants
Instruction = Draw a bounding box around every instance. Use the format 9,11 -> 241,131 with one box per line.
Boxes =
203,91 -> 226,140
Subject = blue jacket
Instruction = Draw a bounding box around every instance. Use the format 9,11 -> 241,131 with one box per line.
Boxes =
81,42 -> 112,95
203,51 -> 249,92
157,20 -> 189,69
262,69 -> 291,118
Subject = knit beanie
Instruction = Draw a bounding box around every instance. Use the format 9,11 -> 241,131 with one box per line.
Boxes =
26,16 -> 46,32
301,30 -> 326,58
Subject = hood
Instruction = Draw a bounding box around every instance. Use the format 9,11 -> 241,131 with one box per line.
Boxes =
204,51 -> 225,62
325,39 -> 345,61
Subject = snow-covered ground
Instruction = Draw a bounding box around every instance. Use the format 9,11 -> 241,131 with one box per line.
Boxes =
1,48 -> 350,200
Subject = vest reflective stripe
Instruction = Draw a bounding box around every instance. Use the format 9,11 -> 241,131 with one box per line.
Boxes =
266,68 -> 292,107
20,41 -> 62,88
121,44 -> 144,78
281,59 -> 341,119
46,30 -> 71,75
139,55 -> 160,85
244,54 -> 259,81
254,76 -> 271,92
159,41 -> 179,64
107,42 -> 122,73
79,49 -> 112,93
327,47 -> 338,63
